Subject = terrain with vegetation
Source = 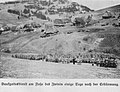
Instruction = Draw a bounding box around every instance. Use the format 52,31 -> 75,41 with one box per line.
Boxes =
0,0 -> 120,78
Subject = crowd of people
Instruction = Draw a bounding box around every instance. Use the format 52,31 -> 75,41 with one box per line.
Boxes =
11,53 -> 119,68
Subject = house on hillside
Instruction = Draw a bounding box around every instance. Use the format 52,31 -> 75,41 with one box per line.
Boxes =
102,11 -> 113,19
54,18 -> 64,26
34,11 -> 47,20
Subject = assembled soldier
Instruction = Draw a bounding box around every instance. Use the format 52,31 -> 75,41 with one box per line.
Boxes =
72,57 -> 77,65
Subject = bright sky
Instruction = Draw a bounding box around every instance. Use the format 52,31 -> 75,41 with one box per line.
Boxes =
0,0 -> 120,10
72,0 -> 120,10
0,0 -> 16,3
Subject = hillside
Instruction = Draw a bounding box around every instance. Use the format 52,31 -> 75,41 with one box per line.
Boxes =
0,0 -> 120,58
96,4 -> 120,13
0,0 -> 120,78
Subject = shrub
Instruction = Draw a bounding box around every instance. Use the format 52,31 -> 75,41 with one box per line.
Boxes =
8,9 -> 20,15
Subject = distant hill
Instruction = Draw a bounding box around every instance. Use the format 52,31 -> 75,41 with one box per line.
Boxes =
80,5 -> 94,12
96,4 -> 120,13
21,0 -> 93,12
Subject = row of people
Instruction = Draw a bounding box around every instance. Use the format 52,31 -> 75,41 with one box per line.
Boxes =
11,53 -> 118,68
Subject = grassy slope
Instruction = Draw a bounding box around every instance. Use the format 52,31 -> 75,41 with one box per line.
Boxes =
0,3 -> 28,25
1,31 -> 100,55
96,27 -> 120,56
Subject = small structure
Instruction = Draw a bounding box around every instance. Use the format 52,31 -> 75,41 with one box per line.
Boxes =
54,18 -> 64,24
53,18 -> 71,26
34,11 -> 47,20
73,17 -> 86,27
102,11 -> 113,19
10,26 -> 18,32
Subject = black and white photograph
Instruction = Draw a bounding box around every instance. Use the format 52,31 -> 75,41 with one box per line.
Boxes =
0,0 -> 120,79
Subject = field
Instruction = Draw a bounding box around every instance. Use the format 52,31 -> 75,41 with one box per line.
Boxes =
1,56 -> 120,78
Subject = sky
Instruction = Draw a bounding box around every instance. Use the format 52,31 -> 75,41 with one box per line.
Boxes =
0,0 -> 17,3
0,0 -> 120,10
72,0 -> 120,10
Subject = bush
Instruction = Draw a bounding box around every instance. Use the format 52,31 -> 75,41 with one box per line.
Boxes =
23,8 -> 30,14
8,9 -> 20,15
